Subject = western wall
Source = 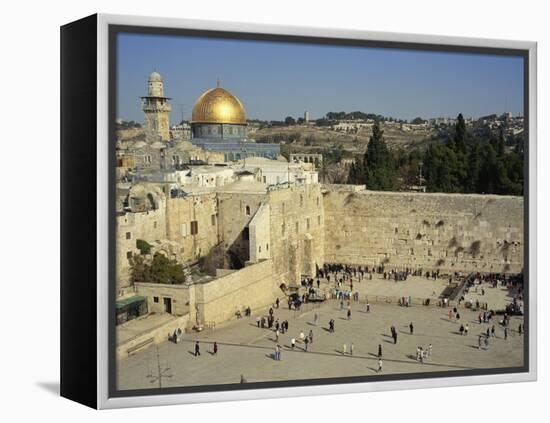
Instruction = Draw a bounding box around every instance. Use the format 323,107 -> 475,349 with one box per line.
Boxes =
323,185 -> 524,274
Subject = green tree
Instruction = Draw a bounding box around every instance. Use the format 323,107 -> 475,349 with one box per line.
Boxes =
363,122 -> 398,190
453,113 -> 467,153
136,239 -> 152,255
131,253 -> 187,285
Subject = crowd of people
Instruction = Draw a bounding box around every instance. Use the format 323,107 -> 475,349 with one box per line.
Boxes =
180,263 -> 524,380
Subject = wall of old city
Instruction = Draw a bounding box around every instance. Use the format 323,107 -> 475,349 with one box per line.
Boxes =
116,207 -> 167,294
323,187 -> 524,274
267,184 -> 325,286
165,192 -> 220,263
194,259 -> 276,325
249,202 -> 271,263
216,189 -> 266,268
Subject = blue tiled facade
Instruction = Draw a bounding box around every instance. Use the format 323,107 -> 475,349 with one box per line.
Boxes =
191,123 -> 280,161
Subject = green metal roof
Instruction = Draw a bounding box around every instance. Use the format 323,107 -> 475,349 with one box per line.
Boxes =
116,295 -> 146,310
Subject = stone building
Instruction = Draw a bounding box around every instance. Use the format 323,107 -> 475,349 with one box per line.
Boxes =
116,73 -> 279,178
141,71 -> 171,142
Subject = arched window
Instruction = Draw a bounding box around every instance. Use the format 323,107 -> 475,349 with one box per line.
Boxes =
245,205 -> 251,215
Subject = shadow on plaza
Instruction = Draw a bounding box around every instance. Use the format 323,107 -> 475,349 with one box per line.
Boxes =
178,339 -> 475,370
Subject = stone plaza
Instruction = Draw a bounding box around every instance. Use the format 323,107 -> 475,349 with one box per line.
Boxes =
117,277 -> 524,389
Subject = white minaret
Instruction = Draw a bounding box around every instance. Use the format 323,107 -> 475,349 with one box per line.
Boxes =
141,71 -> 172,142
304,111 -> 310,123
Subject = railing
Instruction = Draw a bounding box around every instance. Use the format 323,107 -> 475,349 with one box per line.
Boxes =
325,293 -> 487,310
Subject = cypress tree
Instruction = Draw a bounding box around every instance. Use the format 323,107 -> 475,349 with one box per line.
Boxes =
364,122 -> 397,190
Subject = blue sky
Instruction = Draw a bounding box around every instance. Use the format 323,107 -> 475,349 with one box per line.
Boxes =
116,32 -> 524,124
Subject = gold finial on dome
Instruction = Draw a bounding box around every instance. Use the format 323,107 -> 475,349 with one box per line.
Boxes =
191,85 -> 247,125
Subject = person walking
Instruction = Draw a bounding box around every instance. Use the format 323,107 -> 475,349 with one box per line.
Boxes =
518,323 -> 523,335
309,329 -> 314,344
428,344 -> 432,357
350,342 -> 354,356
347,309 -> 352,320
409,322 -> 414,335
304,336 -> 309,351
377,358 -> 383,373
194,341 -> 201,357
459,324 -> 465,336
504,327 -> 508,340
464,324 -> 469,336
299,331 -> 305,343
366,302 -> 371,313
213,341 -> 218,355
291,337 -> 296,349
378,344 -> 382,358
342,343 -> 347,355
275,329 -> 280,342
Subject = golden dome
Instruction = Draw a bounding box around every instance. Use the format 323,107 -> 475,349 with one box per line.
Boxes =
191,86 -> 247,125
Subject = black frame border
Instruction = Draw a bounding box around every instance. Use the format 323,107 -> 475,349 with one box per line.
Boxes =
61,14 -> 98,409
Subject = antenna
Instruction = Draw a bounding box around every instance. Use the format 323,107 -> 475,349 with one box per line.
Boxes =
217,77 -> 220,88
177,103 -> 185,125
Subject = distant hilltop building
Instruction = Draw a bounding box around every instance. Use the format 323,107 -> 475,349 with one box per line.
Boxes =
140,71 -> 171,142
304,111 -> 310,123
190,81 -> 280,161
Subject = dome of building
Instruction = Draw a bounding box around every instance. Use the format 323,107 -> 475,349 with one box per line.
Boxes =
191,86 -> 247,125
148,71 -> 162,82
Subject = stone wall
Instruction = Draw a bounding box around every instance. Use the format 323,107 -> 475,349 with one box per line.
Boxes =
165,192 -> 220,262
195,259 -> 276,325
116,208 -> 167,294
267,184 -> 325,286
216,191 -> 266,267
323,187 -> 524,274
249,201 -> 271,263
116,314 -> 189,361
134,282 -> 190,316
116,190 -> 220,294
